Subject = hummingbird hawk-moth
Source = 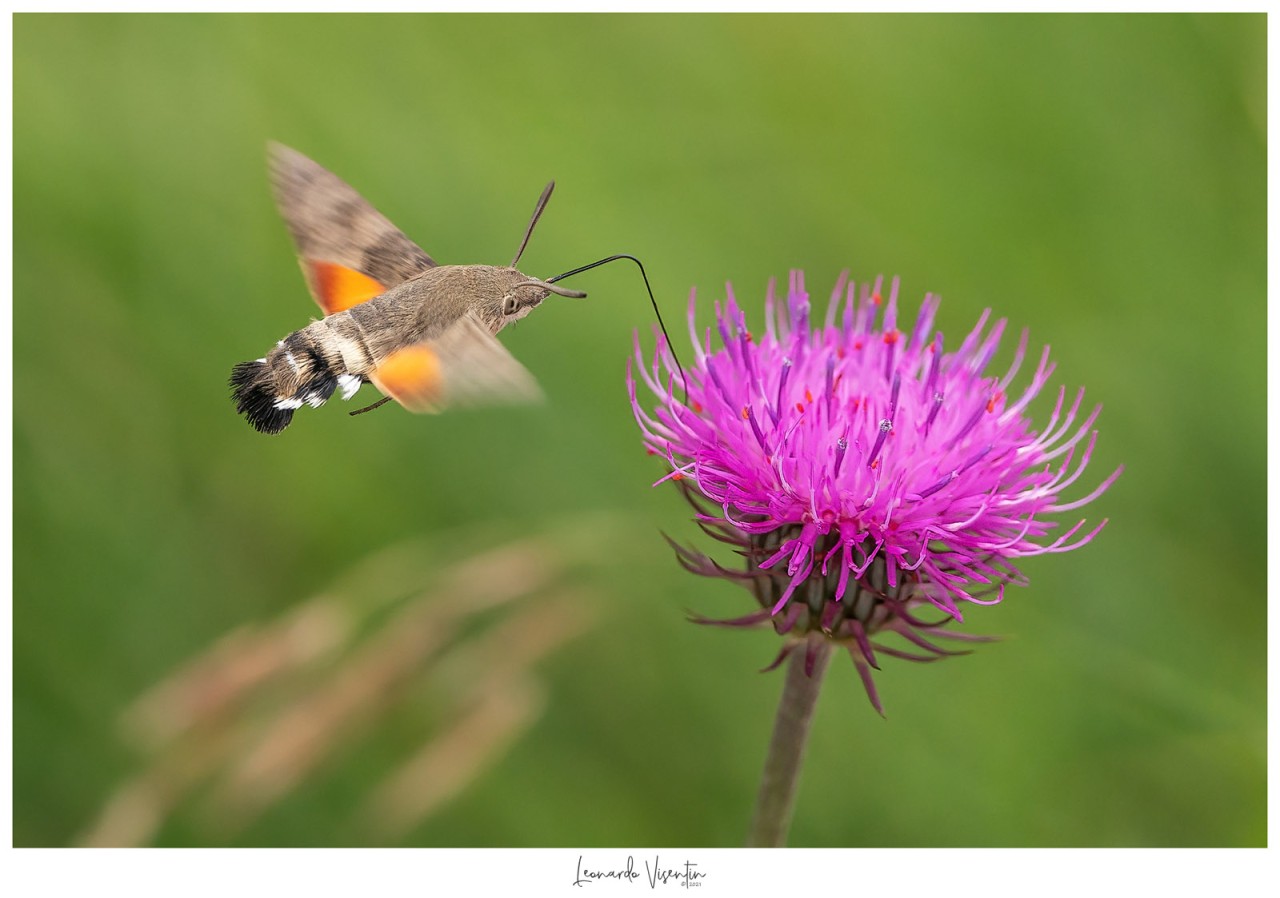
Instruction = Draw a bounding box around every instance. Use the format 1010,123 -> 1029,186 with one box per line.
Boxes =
229,143 -> 589,434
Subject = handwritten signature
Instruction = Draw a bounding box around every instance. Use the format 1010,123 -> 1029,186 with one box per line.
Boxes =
573,855 -> 706,888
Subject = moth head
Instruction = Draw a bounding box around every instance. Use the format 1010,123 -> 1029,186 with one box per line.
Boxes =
495,272 -> 586,326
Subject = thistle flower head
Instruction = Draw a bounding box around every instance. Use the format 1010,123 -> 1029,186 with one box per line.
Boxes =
629,271 -> 1121,712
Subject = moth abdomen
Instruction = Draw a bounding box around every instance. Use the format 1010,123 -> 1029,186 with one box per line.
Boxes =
229,325 -> 363,434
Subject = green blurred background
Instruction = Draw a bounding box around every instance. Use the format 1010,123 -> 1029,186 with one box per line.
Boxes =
13,14 -> 1264,847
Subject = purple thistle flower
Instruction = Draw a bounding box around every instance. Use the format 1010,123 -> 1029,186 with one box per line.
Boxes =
629,271 -> 1121,713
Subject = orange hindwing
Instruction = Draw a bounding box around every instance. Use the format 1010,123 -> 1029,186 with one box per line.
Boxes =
307,260 -> 387,315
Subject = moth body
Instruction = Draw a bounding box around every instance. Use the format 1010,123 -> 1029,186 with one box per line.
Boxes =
231,143 -> 575,435
347,263 -> 551,346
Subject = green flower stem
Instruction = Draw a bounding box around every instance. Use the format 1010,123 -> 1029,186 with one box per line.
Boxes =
747,641 -> 831,847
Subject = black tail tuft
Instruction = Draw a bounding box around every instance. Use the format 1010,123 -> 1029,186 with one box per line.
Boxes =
230,361 -> 294,435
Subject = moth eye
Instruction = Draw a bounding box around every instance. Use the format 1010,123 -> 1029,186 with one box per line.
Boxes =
502,295 -> 520,316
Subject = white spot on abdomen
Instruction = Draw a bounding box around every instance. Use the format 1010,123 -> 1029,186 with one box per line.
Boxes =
337,374 -> 361,400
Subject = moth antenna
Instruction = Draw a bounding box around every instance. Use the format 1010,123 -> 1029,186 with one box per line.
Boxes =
547,254 -> 689,396
349,396 -> 393,417
511,180 -> 555,267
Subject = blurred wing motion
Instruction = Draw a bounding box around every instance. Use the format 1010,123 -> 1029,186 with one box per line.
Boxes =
370,313 -> 542,413
268,142 -> 437,314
